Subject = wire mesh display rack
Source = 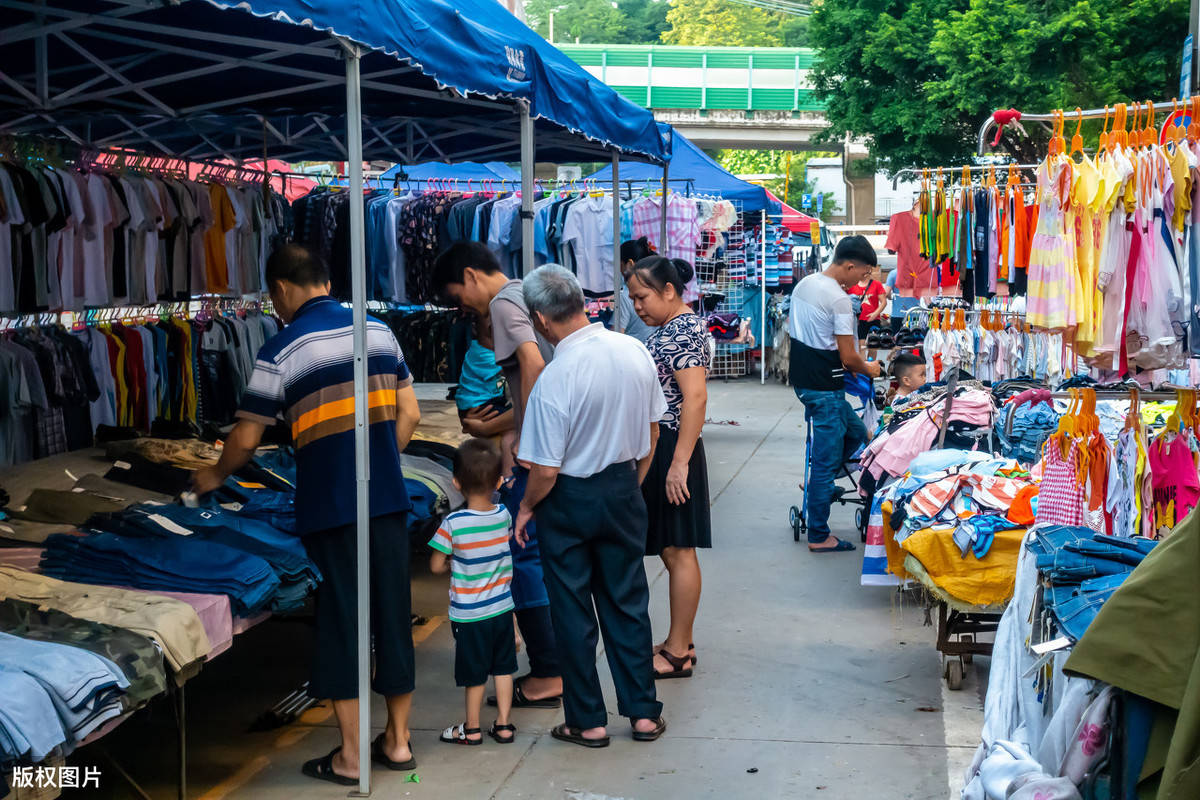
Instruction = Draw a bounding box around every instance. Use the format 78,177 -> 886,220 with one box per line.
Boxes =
695,197 -> 750,379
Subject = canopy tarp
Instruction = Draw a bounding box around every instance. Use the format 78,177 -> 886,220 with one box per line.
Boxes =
587,126 -> 779,213
765,189 -> 820,233
0,0 -> 668,165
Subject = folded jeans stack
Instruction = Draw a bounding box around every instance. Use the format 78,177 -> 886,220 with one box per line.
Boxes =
40,532 -> 280,617
0,631 -> 130,764
1027,525 -> 1158,640
86,504 -> 319,612
0,598 -> 166,711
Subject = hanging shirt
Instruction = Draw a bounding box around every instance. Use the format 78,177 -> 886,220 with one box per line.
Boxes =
560,195 -> 615,294
886,211 -> 936,298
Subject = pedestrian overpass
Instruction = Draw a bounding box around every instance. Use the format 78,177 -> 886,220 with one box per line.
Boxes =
555,44 -> 831,151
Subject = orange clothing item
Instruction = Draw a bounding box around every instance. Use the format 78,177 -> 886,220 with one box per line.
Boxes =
1008,485 -> 1039,526
1014,190 -> 1030,270
204,183 -> 236,293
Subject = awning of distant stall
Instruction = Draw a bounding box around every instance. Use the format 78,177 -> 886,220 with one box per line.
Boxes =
765,189 -> 820,233
587,126 -> 779,214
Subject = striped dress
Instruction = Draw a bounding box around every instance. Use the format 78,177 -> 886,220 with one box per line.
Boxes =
428,505 -> 515,623
1027,155 -> 1077,330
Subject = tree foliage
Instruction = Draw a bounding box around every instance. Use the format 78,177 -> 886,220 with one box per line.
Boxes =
810,0 -> 1189,171
661,0 -> 807,46
526,0 -> 629,43
715,149 -> 839,221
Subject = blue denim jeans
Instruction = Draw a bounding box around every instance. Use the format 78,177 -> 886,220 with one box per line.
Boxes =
1046,572 -> 1131,641
796,387 -> 869,543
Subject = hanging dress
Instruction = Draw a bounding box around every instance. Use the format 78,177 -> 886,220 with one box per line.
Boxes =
1027,156 -> 1075,329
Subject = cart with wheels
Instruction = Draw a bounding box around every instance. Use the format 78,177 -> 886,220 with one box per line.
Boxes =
935,602 -> 1001,690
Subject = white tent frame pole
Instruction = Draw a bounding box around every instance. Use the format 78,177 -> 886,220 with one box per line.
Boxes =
612,152 -> 622,331
520,99 -> 535,276
340,37 -> 372,799
761,208 -> 767,384
659,157 -> 669,249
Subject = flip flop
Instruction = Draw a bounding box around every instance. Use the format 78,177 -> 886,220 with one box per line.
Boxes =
653,648 -> 694,680
301,748 -> 357,786
809,538 -> 857,553
632,717 -> 668,742
489,722 -> 517,744
488,677 -> 561,708
551,723 -> 610,748
371,733 -> 416,770
439,723 -> 483,745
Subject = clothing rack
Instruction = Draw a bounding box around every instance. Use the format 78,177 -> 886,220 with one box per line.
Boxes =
891,163 -> 1041,189
977,100 -> 1183,155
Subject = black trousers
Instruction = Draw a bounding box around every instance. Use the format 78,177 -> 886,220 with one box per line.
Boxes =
537,461 -> 662,728
304,512 -> 414,700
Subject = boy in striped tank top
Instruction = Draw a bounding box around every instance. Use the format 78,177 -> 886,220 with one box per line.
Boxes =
429,438 -> 517,745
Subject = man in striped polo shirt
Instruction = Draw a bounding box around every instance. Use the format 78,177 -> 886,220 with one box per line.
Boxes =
192,243 -> 422,785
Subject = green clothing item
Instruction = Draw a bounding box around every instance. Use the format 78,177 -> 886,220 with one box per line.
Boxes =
12,488 -> 128,526
0,599 -> 167,710
1064,510 -> 1200,800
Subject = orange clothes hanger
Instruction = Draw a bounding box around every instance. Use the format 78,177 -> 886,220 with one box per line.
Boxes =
1114,103 -> 1127,150
1190,97 -> 1200,143
1098,106 -> 1110,152
1070,107 -> 1084,156
1131,102 -> 1141,150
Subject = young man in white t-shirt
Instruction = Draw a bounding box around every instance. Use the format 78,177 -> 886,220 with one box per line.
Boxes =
788,235 -> 882,553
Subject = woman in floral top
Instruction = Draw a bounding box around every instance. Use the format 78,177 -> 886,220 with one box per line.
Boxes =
627,255 -> 712,680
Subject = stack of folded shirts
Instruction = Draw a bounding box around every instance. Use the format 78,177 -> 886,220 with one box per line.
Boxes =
40,532 -> 280,617
0,631 -> 130,762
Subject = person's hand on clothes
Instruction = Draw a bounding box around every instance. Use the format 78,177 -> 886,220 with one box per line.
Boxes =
514,505 -> 534,548
461,405 -> 500,436
666,462 -> 691,505
190,466 -> 225,497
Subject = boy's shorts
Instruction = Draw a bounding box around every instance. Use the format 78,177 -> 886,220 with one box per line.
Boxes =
452,610 -> 518,687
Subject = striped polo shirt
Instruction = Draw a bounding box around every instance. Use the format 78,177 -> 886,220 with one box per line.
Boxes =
428,505 -> 514,622
237,295 -> 413,535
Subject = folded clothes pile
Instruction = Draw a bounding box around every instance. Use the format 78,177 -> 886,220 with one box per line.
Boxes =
993,396 -> 1060,465
0,631 -> 130,763
1027,525 -> 1158,641
85,504 -> 320,613
0,566 -> 211,675
40,532 -> 280,617
0,598 -> 166,712
707,312 -> 741,341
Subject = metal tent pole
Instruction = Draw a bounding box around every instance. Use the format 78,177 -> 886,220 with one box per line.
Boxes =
761,208 -> 768,384
761,211 -> 767,385
520,100 -> 535,276
341,39 -> 372,799
612,152 -> 622,331
660,158 -> 669,252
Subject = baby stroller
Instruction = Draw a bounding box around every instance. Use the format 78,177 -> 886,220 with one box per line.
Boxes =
788,372 -> 877,543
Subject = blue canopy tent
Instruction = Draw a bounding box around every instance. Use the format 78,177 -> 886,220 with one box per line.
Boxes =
379,160 -> 520,183
0,1 -> 666,794
588,126 -> 780,214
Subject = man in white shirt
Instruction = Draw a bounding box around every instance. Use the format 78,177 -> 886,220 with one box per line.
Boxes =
514,264 -> 668,748
789,235 -> 881,553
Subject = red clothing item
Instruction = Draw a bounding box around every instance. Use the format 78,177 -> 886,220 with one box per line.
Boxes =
886,211 -> 938,297
849,279 -> 887,320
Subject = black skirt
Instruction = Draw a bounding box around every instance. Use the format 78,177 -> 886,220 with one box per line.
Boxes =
643,427 -> 712,555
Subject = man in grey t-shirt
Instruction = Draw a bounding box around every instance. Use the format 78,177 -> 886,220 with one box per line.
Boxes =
433,242 -> 564,709
490,279 -> 555,434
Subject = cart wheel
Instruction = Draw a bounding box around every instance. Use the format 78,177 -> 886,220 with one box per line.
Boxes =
946,659 -> 964,691
855,507 -> 866,535
961,635 -> 974,664
789,505 -> 802,542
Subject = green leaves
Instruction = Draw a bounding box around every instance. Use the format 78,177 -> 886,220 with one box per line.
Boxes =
810,0 -> 1188,170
